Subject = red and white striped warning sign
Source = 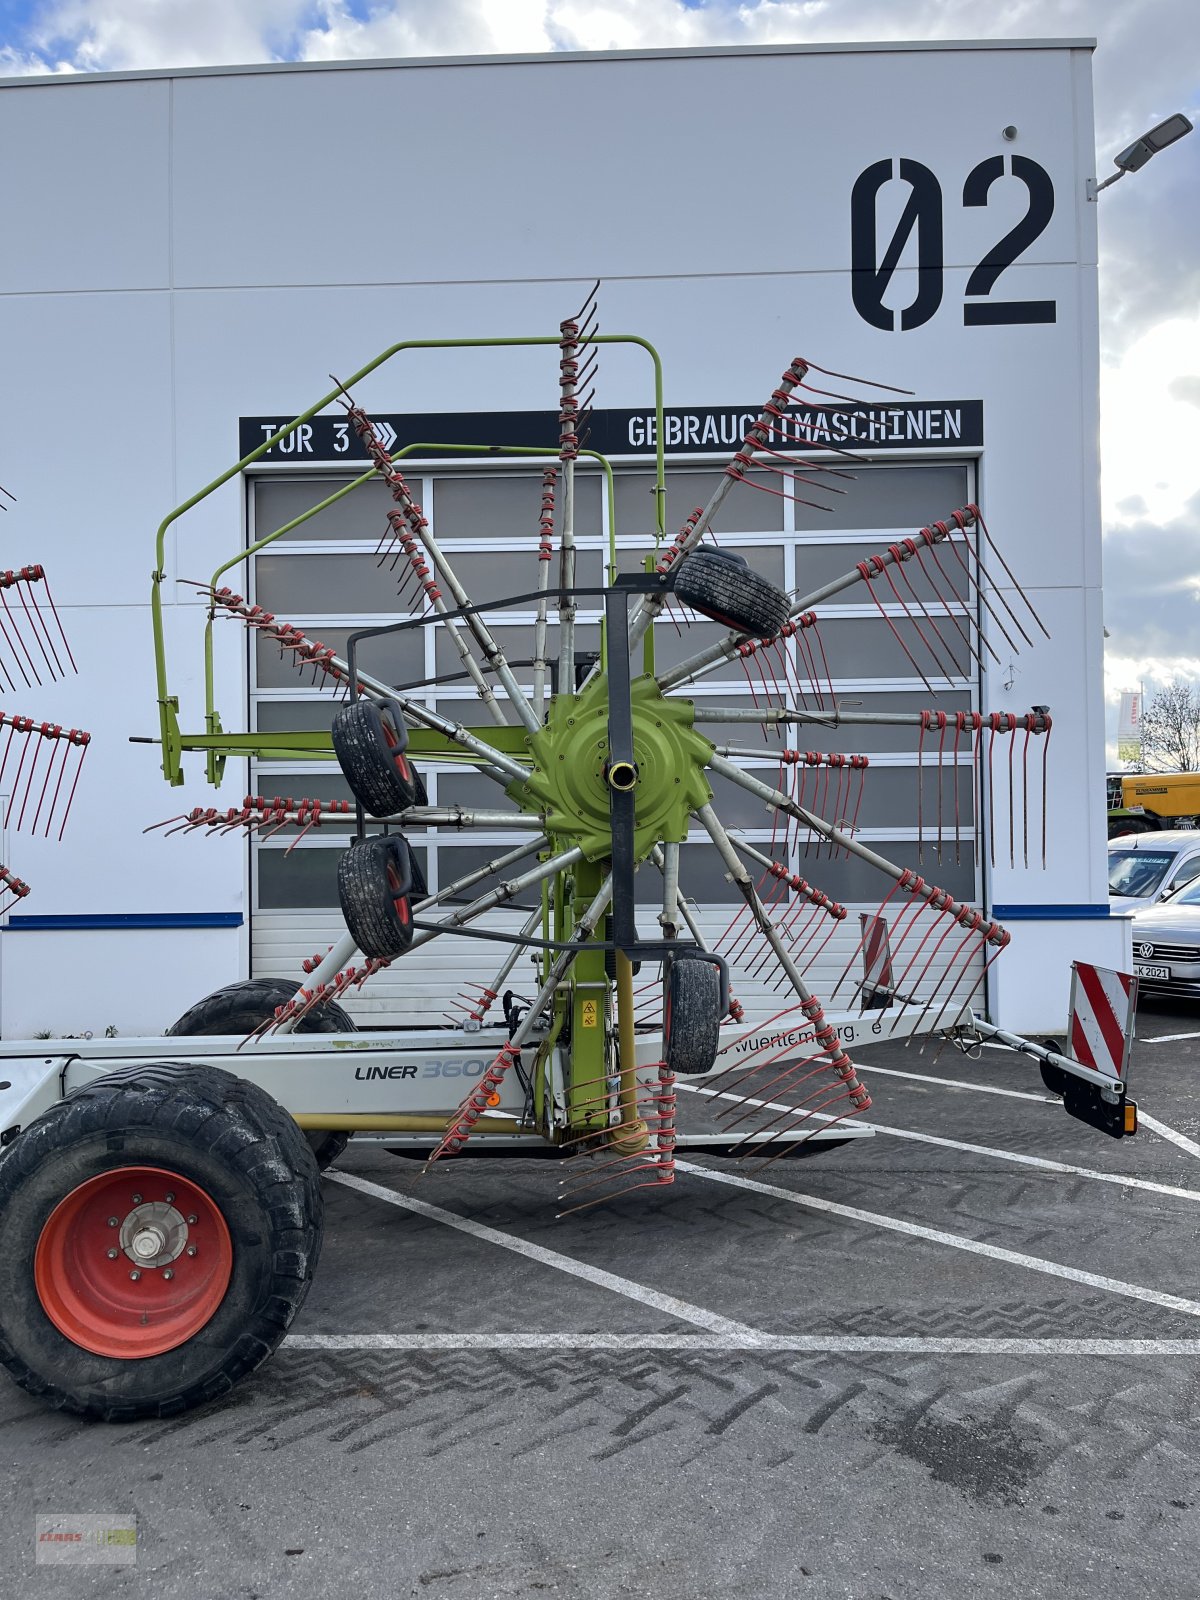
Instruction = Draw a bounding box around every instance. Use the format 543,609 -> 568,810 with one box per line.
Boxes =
859,912 -> 894,1008
1067,962 -> 1137,1084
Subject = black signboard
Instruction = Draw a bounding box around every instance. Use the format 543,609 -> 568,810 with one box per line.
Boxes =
239,401 -> 982,462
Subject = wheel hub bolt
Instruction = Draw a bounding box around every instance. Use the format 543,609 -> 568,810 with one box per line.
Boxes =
106,1248 -> 118,1260
131,1193 -> 142,1204
131,1227 -> 166,1260
162,1269 -> 174,1282
187,1214 -> 198,1225
129,1270 -> 141,1281
186,1245 -> 198,1257
164,1192 -> 175,1204
107,1217 -> 119,1228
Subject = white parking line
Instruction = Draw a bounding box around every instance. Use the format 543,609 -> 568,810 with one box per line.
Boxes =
842,1058 -> 1200,1164
327,1170 -> 759,1338
284,1332 -> 1200,1356
1138,1111 -> 1200,1160
847,1062 -> 1052,1102
1143,1032 -> 1200,1044
675,1160 -> 1200,1320
678,1082 -> 1200,1203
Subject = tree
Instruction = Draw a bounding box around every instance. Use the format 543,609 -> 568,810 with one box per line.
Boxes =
1140,679 -> 1200,773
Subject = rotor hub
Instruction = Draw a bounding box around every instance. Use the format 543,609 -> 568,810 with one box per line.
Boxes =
512,674 -> 713,861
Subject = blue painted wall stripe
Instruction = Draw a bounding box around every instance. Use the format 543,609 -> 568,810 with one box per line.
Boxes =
5,913 -> 244,931
990,904 -> 1111,921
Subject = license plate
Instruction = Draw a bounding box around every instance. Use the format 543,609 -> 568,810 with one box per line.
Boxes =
1135,964 -> 1171,980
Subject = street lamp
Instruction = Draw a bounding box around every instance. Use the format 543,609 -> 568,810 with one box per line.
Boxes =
1093,112 -> 1193,195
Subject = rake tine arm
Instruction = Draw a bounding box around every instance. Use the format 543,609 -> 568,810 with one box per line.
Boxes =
694,801 -> 870,1114
210,586 -> 530,786
656,510 -> 985,695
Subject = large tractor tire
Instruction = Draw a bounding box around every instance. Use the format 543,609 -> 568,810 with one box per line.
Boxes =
169,978 -> 355,1171
0,1061 -> 321,1421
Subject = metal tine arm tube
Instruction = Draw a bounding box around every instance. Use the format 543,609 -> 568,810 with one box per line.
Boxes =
532,468 -> 556,712
694,803 -> 869,1109
656,841 -> 680,937
428,873 -> 614,1164
340,398 -> 517,729
363,436 -> 541,734
692,704 -> 1046,731
650,842 -> 710,950
210,586 -> 529,784
656,509 -> 980,694
728,835 -> 846,920
398,517 -> 541,734
712,744 -> 870,766
621,358 -> 813,662
408,846 -> 585,953
790,511 -> 977,612
453,906 -> 544,1026
650,843 -> 746,1020
390,808 -> 547,830
273,835 -> 551,1033
707,752 -> 1008,945
164,802 -> 544,836
558,319 -> 580,695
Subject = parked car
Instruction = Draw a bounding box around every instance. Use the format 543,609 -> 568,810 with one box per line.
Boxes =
1130,877 -> 1200,997
1108,830 -> 1200,912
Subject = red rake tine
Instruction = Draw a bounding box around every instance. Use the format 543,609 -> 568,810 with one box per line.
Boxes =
0,591 -> 39,687
22,576 -> 69,680
4,727 -> 35,829
967,504 -> 1049,642
0,628 -> 17,693
25,735 -> 57,835
56,739 -> 89,841
37,573 -> 77,675
0,720 -> 20,791
13,579 -> 58,681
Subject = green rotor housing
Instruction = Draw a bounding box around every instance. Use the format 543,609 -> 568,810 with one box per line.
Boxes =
510,674 -> 713,861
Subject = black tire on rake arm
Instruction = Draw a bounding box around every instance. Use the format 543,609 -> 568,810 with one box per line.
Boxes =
332,696 -> 424,818
673,549 -> 790,641
168,978 -> 356,1171
663,954 -> 724,1076
337,834 -> 419,961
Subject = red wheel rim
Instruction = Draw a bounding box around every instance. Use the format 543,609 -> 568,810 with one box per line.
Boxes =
381,715 -> 411,779
34,1166 -> 234,1359
386,859 -> 412,926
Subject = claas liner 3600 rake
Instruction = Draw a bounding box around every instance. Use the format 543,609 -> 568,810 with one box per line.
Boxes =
0,302 -> 1137,1420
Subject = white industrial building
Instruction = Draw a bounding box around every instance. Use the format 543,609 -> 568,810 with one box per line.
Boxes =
0,38 -> 1127,1038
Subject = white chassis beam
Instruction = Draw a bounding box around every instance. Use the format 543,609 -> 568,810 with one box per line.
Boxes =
0,1028 -> 881,1149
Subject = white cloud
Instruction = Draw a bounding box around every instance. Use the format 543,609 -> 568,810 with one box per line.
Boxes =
27,0 -> 314,70
296,1 -> 555,62
1102,317 -> 1200,530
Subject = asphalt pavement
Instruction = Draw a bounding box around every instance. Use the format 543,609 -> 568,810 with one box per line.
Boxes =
4,994 -> 1200,1599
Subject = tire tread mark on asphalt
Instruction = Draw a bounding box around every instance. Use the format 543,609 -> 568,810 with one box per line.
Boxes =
92,1350 -> 1199,1486
803,1380 -> 867,1435
704,1381 -> 781,1436
595,1384 -> 690,1459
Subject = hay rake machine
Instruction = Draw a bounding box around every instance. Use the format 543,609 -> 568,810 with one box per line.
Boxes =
0,483 -> 90,913
0,300 -> 1137,1420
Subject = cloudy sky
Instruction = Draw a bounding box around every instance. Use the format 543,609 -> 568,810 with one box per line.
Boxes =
1,0 -> 1196,757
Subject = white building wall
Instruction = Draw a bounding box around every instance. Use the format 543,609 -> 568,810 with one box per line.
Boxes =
0,41 -> 1122,1038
